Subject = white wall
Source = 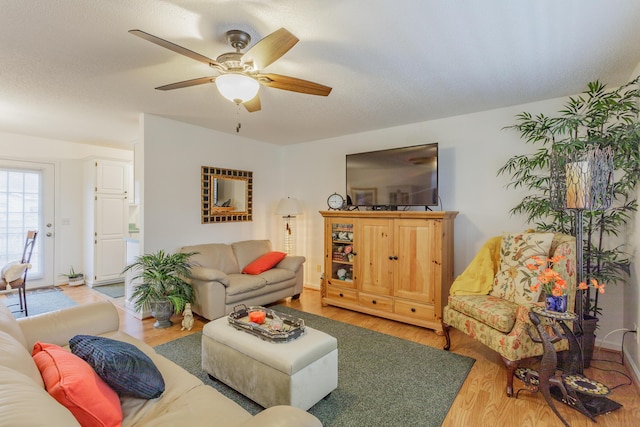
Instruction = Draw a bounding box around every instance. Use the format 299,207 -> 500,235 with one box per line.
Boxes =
627,181 -> 640,382
140,114 -> 284,253
625,64 -> 640,382
0,131 -> 133,283
280,96 -> 633,355
3,76 -> 638,376
283,98 -> 563,285
135,89 -> 639,371
5,92 -> 635,359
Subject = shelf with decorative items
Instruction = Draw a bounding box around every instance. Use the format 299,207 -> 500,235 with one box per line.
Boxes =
329,222 -> 355,285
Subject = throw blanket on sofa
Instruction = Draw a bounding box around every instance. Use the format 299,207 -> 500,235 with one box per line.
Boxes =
449,236 -> 502,296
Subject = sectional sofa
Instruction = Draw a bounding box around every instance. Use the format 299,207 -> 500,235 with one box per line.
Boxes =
0,299 -> 321,426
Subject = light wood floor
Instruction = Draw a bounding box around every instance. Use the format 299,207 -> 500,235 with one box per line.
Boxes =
55,285 -> 640,426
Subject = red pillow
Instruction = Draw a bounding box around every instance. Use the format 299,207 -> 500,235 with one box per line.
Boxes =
32,342 -> 122,427
242,251 -> 287,275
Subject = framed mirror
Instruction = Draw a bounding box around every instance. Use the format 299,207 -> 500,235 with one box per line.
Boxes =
201,166 -> 253,223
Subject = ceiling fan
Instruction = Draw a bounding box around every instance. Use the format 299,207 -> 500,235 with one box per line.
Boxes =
129,27 -> 332,112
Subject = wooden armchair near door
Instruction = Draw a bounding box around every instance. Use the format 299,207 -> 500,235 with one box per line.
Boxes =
442,232 -> 576,397
0,230 -> 38,316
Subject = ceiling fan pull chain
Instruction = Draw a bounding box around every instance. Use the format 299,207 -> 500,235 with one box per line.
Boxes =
236,104 -> 242,133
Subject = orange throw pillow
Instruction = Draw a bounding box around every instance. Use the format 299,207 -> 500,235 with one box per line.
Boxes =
242,251 -> 287,275
32,342 -> 123,427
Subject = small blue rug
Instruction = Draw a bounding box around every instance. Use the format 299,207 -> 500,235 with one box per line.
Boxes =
2,287 -> 77,318
93,282 -> 125,298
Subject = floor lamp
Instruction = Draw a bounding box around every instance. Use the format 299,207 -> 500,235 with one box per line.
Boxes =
550,145 -> 614,368
276,197 -> 302,255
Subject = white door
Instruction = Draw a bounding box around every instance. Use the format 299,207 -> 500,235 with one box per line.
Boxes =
0,160 -> 55,289
94,193 -> 126,282
96,160 -> 128,194
90,160 -> 128,284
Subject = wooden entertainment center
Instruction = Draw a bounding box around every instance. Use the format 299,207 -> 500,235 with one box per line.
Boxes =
320,210 -> 457,334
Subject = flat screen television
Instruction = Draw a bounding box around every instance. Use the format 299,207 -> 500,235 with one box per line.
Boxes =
346,143 -> 438,209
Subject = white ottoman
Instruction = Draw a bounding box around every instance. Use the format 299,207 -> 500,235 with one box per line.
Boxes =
202,316 -> 338,410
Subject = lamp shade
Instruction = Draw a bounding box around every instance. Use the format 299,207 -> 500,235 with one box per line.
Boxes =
215,73 -> 260,104
276,197 -> 302,216
549,145 -> 614,211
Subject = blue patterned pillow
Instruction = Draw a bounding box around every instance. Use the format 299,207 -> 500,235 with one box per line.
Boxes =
69,335 -> 165,399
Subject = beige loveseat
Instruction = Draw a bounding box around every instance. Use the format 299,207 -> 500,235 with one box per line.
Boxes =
180,240 -> 305,320
0,300 -> 321,427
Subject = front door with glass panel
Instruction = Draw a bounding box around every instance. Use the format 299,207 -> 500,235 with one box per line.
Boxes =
0,160 -> 55,289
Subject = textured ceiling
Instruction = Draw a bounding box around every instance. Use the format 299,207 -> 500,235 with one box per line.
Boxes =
1,0 -> 640,149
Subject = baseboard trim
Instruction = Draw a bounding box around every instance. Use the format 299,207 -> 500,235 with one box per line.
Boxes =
623,345 -> 640,394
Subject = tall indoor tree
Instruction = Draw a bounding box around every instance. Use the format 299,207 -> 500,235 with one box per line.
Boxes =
498,77 -> 640,325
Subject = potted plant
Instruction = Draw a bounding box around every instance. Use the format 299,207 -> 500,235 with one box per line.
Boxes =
498,77 -> 640,366
122,250 -> 197,328
63,267 -> 84,287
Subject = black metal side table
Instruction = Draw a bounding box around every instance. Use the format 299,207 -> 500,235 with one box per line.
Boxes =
515,306 -> 621,426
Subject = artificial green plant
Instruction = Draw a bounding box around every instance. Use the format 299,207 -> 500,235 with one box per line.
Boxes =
62,266 -> 83,279
123,249 -> 196,314
498,76 -> 640,319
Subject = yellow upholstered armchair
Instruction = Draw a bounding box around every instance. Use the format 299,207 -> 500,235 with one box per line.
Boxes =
442,232 -> 576,396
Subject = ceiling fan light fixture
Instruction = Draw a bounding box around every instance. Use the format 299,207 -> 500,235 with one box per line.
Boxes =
215,73 -> 260,104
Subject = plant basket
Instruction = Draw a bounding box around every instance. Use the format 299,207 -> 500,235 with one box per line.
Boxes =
68,274 -> 84,287
579,315 -> 598,368
151,300 -> 174,328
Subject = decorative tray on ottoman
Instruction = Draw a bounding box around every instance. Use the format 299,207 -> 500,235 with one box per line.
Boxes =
227,304 -> 306,343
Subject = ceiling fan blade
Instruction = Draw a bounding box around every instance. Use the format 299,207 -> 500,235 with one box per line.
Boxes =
243,95 -> 261,112
129,29 -> 222,69
257,73 -> 332,96
155,76 -> 217,91
242,28 -> 299,70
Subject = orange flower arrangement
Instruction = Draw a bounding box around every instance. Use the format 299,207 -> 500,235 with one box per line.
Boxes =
527,255 -> 567,296
579,278 -> 606,294
528,255 -> 606,296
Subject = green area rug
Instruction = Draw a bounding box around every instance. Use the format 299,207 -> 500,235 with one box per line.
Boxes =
155,305 -> 474,427
93,282 -> 125,298
2,287 -> 77,318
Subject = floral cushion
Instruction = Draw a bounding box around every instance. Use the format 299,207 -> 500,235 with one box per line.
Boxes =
443,302 -> 568,361
490,232 -> 554,304
447,295 -> 519,333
